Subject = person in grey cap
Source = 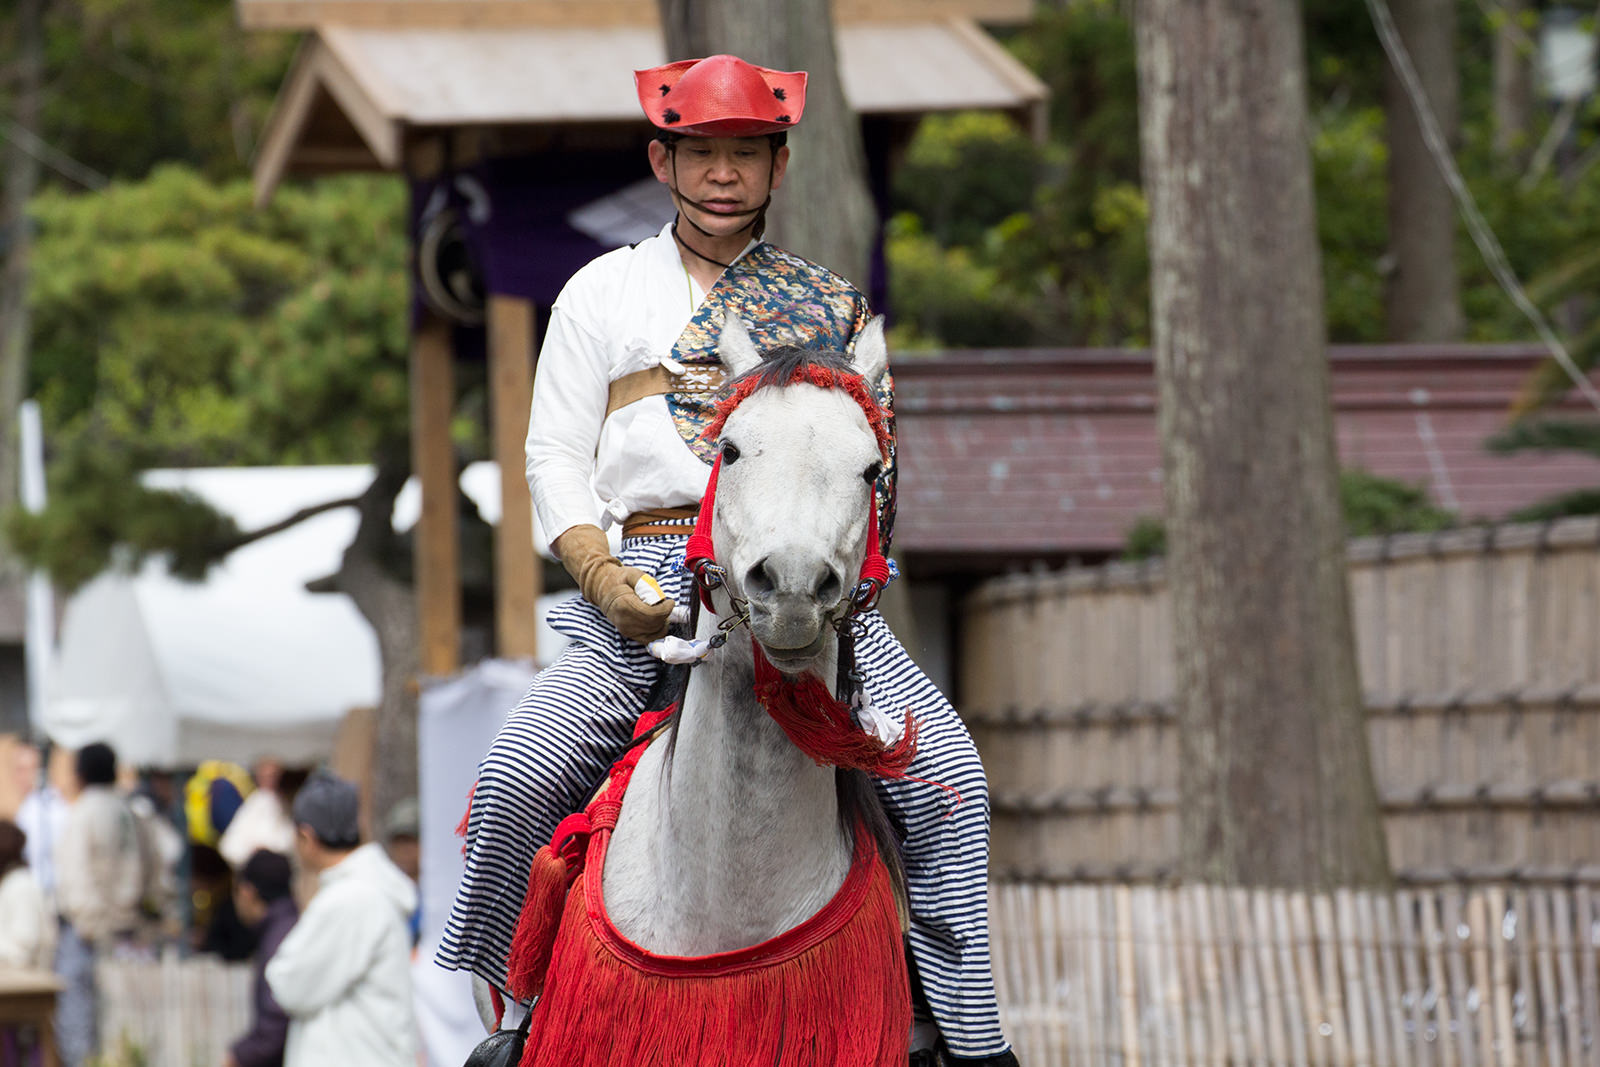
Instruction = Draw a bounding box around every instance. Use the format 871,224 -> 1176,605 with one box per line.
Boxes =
265,773 -> 418,1067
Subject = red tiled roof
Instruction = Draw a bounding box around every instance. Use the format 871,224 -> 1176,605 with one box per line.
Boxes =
890,344 -> 1600,559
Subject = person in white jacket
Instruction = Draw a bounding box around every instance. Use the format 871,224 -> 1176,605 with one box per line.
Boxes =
54,742 -> 146,1067
0,819 -> 56,971
265,773 -> 417,1067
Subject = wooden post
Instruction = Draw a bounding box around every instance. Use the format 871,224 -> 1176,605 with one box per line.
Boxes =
488,294 -> 541,660
411,313 -> 460,676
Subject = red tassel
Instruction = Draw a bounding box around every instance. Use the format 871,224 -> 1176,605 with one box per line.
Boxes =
752,640 -> 919,779
455,782 -> 477,857
506,845 -> 573,1001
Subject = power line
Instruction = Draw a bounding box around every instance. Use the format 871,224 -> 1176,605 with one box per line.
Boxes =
1,122 -> 108,191
1363,0 -> 1600,415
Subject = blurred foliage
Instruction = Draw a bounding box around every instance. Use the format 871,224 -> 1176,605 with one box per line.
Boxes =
892,111 -> 1041,249
6,167 -> 409,589
888,0 -> 1600,359
1339,466 -> 1459,535
1122,516 -> 1167,562
1313,106 -> 1388,342
1488,416 -> 1600,519
890,0 -> 1147,349
3,0 -> 297,182
1121,468 -> 1459,560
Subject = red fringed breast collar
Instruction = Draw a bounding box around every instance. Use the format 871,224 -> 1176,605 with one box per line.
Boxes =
511,712 -> 911,1066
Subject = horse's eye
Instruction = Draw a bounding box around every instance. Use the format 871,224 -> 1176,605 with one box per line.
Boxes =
862,461 -> 882,485
723,443 -> 741,465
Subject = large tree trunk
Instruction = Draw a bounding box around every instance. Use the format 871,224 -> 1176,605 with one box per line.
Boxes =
1492,0 -> 1534,167
0,0 -> 44,518
657,0 -> 877,289
1382,0 -> 1464,341
1134,0 -> 1390,888
316,447 -> 420,832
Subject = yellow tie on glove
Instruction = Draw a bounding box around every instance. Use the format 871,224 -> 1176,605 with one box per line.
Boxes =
555,524 -> 676,643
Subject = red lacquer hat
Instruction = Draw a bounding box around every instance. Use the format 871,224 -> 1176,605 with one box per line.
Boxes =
634,54 -> 808,137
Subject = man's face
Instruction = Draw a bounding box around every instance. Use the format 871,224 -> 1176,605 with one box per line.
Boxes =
253,759 -> 284,793
648,136 -> 790,238
13,746 -> 39,793
294,824 -> 321,873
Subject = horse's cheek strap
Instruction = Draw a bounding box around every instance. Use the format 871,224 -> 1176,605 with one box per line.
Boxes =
684,455 -> 723,609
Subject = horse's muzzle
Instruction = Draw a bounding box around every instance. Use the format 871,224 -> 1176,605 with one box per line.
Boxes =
750,607 -> 830,669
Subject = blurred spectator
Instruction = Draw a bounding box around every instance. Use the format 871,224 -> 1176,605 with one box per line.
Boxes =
221,759 -> 297,870
186,760 -> 255,848
14,742 -> 68,897
380,798 -> 422,947
227,850 -> 299,1067
128,772 -> 184,939
194,844 -> 258,962
54,742 -> 147,1067
380,797 -> 420,882
0,819 -> 56,970
266,772 -> 417,1067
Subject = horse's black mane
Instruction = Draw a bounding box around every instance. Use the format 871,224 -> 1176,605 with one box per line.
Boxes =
733,343 -> 857,390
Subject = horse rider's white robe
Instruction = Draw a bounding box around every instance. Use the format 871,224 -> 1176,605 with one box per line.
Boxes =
525,220 -> 754,545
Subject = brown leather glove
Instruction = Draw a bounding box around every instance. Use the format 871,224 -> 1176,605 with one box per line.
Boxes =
555,524 -> 675,643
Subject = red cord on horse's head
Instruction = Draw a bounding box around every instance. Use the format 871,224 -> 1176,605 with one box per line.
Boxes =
702,348 -> 891,463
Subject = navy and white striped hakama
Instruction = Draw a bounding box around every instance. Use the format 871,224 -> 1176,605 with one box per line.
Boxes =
437,535 -> 1012,1060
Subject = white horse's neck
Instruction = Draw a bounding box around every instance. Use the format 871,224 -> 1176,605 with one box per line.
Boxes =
601,600 -> 854,956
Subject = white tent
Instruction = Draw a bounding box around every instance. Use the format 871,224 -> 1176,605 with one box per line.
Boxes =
43,467 -> 383,767
42,463 -> 577,769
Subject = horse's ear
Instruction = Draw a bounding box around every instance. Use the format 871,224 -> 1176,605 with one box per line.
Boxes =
850,315 -> 889,387
717,316 -> 763,378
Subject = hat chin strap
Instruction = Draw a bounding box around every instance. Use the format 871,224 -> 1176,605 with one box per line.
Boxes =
667,147 -> 776,247
673,220 -> 740,271
676,194 -> 766,233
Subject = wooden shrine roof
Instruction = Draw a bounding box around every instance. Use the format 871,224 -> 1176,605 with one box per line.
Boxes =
250,18 -> 1047,201
889,344 -> 1600,565
236,0 -> 1033,31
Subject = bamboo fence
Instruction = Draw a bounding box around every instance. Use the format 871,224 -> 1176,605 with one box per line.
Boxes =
96,951 -> 252,1067
990,881 -> 1600,1067
960,518 -> 1600,883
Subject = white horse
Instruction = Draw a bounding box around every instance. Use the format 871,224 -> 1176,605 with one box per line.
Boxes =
501,317 -> 914,1066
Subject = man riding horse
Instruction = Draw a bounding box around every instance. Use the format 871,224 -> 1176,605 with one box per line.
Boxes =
438,53 -> 1019,1067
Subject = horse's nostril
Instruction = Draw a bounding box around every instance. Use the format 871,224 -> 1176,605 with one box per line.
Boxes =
745,557 -> 776,597
815,568 -> 843,605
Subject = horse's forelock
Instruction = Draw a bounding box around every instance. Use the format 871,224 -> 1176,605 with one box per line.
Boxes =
704,345 -> 890,460
741,344 -> 853,389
